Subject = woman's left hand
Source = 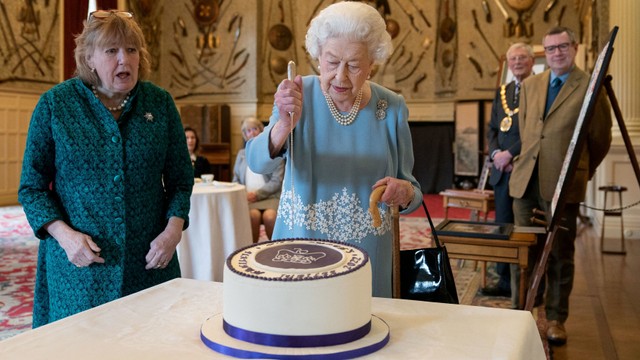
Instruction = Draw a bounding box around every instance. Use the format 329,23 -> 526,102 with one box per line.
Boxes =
145,217 -> 184,270
372,177 -> 415,208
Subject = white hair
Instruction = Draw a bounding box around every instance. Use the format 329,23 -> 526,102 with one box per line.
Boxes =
507,42 -> 534,58
305,1 -> 392,64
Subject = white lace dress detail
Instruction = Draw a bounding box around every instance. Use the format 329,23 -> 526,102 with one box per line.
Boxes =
278,187 -> 392,242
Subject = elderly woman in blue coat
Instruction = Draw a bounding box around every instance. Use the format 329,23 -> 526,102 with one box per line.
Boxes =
18,10 -> 193,327
246,1 -> 422,297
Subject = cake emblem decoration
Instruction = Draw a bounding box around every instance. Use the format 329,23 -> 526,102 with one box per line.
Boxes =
273,248 -> 327,264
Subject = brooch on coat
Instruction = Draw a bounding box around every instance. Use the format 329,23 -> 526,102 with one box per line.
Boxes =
376,99 -> 388,120
144,112 -> 154,122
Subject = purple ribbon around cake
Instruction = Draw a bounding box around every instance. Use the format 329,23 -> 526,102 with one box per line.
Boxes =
223,319 -> 372,347
200,334 -> 390,359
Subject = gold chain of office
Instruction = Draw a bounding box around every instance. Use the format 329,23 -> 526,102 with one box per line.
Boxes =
500,84 -> 518,132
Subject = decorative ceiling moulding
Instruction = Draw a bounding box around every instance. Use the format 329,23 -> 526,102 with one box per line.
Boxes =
0,0 -> 61,93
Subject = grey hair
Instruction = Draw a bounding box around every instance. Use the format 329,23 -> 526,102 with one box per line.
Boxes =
506,42 -> 534,59
305,1 -> 392,65
240,117 -> 264,141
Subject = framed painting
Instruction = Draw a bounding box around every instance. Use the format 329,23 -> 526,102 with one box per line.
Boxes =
454,101 -> 481,176
435,220 -> 513,240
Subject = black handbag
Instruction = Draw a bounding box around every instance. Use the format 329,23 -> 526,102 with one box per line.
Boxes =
400,201 -> 459,304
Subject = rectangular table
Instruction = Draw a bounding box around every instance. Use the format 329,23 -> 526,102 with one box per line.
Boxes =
439,189 -> 495,221
0,279 -> 545,359
438,229 -> 539,308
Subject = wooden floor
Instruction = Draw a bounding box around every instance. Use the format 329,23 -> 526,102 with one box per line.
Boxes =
550,224 -> 640,359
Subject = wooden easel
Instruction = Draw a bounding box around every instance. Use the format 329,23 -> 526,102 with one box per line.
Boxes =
525,70 -> 640,310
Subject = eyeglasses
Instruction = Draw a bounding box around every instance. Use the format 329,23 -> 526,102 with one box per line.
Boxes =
88,10 -> 134,22
544,42 -> 572,54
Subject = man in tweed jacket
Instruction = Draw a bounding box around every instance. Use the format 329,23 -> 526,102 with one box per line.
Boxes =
509,27 -> 612,345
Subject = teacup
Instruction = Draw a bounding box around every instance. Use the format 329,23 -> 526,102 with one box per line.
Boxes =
201,174 -> 214,184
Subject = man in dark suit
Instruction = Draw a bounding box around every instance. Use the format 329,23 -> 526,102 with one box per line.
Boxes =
509,27 -> 612,345
482,43 -> 535,298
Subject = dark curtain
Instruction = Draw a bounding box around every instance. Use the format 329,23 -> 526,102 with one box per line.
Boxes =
63,0 -> 118,80
410,122 -> 455,194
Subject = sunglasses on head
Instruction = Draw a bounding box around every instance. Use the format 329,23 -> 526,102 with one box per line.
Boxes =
88,10 -> 134,22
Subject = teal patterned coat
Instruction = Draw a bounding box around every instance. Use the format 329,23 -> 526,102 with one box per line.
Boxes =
18,78 -> 194,327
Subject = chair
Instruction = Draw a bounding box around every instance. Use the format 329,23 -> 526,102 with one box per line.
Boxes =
598,185 -> 627,255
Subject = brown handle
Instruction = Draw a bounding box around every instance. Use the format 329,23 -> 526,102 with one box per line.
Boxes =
369,185 -> 401,298
369,185 -> 387,228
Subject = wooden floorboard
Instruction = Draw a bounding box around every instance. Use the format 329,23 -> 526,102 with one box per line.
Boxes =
550,226 -> 640,360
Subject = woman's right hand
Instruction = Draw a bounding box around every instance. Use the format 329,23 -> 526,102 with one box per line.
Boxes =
275,75 -> 303,128
270,75 -> 304,154
44,220 -> 105,267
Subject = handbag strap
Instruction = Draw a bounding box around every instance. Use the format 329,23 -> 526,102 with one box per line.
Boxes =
422,201 -> 443,248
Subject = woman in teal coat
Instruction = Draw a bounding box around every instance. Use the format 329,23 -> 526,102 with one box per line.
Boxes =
18,10 -> 193,327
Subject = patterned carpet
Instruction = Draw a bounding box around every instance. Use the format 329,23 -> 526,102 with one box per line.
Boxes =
0,206 -> 37,340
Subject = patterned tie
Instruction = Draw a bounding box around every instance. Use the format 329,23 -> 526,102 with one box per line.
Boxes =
544,78 -> 563,117
514,82 -> 521,104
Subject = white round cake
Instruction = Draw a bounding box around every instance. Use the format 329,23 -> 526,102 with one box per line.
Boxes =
222,239 -> 372,347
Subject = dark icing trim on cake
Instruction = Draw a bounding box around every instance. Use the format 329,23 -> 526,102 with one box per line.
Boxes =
226,239 -> 370,282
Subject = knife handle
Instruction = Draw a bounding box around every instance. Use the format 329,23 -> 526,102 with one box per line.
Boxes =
287,61 -> 296,81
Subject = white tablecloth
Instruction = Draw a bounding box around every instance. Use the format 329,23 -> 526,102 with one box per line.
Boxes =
0,279 -> 546,359
177,183 -> 252,282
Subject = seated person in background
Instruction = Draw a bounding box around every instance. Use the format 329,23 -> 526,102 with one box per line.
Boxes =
233,117 -> 284,243
184,127 -> 212,179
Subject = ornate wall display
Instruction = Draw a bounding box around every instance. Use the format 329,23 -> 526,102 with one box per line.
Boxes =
127,0 -> 163,72
0,0 -> 60,90
261,0 -> 300,96
434,0 -> 457,97
147,0 -> 587,106
154,0 -> 257,101
255,0 -> 581,105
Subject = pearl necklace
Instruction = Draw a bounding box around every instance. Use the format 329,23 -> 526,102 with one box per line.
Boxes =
323,89 -> 363,126
92,85 -> 130,112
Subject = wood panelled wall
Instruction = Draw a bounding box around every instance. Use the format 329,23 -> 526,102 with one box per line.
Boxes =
0,93 -> 38,205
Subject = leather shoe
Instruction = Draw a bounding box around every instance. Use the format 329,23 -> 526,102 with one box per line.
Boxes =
479,285 -> 511,297
547,320 -> 567,345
